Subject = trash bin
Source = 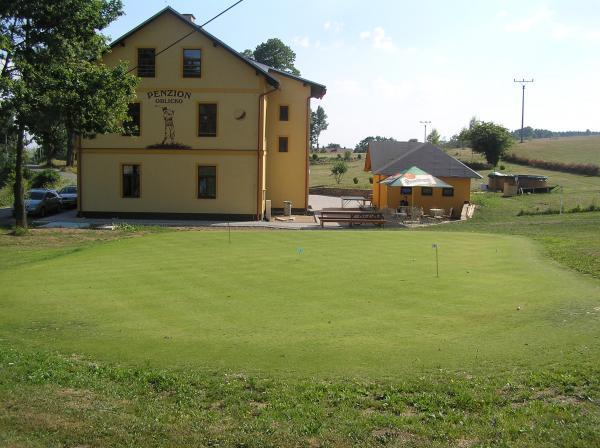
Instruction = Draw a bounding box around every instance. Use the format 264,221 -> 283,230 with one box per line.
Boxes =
283,201 -> 292,216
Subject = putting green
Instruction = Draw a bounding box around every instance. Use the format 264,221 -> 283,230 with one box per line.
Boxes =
0,231 -> 598,377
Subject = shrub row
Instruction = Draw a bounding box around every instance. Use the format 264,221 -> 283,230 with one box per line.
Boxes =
517,203 -> 600,216
504,153 -> 600,176
459,160 -> 493,171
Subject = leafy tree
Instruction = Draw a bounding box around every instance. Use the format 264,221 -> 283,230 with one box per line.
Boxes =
245,38 -> 300,75
354,136 -> 398,153
310,106 -> 328,149
427,128 -> 441,145
462,121 -> 513,167
0,0 -> 137,227
330,160 -> 348,184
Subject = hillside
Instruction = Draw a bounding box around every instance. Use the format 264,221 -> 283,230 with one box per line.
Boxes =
508,136 -> 600,165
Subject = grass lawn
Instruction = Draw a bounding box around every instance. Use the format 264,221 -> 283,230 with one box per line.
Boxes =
310,154 -> 371,189
1,229 -> 599,446
509,136 -> 600,165
1,230 -> 597,376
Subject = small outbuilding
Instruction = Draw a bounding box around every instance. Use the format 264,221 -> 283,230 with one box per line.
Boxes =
488,172 -> 552,194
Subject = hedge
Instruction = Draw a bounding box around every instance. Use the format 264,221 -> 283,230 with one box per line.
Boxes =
503,154 -> 599,176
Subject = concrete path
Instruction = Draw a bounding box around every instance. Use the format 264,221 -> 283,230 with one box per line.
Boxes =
308,195 -> 341,211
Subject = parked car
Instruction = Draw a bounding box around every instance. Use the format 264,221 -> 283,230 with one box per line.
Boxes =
19,189 -> 62,217
58,185 -> 78,208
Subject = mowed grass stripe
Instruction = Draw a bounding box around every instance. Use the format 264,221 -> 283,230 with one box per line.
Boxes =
0,231 -> 598,377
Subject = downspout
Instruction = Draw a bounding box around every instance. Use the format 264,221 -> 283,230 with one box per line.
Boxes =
305,97 -> 310,211
256,86 -> 278,220
77,135 -> 82,215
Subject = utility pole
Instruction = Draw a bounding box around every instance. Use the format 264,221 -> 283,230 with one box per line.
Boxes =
514,79 -> 534,143
420,120 -> 431,143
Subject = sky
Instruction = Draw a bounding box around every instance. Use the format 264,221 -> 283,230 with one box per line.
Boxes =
105,0 -> 600,147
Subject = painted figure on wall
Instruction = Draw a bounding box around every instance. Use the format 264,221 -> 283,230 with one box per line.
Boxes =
162,107 -> 176,145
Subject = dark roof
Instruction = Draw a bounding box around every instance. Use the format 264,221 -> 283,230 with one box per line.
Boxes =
244,58 -> 327,98
109,7 -> 279,88
367,141 -> 482,179
109,7 -> 327,98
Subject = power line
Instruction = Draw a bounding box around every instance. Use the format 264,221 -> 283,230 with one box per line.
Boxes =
126,0 -> 246,75
514,78 -> 534,143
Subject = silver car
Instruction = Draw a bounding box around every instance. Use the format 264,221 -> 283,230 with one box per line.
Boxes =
23,189 -> 62,217
58,185 -> 78,208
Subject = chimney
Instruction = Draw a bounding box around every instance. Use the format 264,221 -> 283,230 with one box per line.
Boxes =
182,13 -> 196,23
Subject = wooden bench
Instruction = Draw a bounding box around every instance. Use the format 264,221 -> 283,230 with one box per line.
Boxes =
319,210 -> 386,228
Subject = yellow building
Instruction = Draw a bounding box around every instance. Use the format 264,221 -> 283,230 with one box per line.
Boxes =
79,7 -> 326,220
365,142 -> 482,217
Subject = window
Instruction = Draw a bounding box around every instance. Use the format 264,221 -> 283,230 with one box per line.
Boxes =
183,49 -> 202,78
122,165 -> 140,198
442,187 -> 454,197
278,136 -> 289,153
198,166 -> 216,199
400,187 -> 412,195
137,48 -> 155,77
279,105 -> 289,121
198,103 -> 217,137
123,103 -> 141,136
421,187 -> 433,196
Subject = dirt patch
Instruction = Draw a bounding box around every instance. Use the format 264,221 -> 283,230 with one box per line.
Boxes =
55,387 -> 97,410
0,228 -> 133,250
456,438 -> 477,448
372,428 -> 416,444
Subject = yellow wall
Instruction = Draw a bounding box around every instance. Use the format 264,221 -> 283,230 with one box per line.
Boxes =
265,75 -> 311,210
80,150 -> 257,215
83,13 -> 264,151
78,11 -> 316,218
373,176 -> 472,217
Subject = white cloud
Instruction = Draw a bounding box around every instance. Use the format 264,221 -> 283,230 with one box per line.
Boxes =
293,36 -> 311,48
360,27 -> 396,51
552,24 -> 572,39
324,20 -> 343,33
505,5 -> 554,33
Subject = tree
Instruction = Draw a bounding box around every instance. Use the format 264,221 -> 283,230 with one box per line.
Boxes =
330,160 -> 348,184
310,106 -> 328,149
462,121 -> 513,167
354,136 -> 398,153
245,38 -> 300,75
427,128 -> 441,145
1,0 -> 137,227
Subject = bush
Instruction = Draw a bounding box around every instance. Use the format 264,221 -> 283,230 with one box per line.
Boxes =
30,169 -> 60,189
459,160 -> 493,171
499,165 -> 505,171
353,177 -> 359,184
343,150 -> 352,161
330,161 -> 348,184
311,153 -> 319,161
369,177 -> 373,184
503,153 -> 600,176
357,154 -> 362,160
336,154 -> 342,159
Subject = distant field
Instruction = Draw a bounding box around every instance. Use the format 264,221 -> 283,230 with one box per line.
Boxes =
447,136 -> 600,166
510,136 -> 600,165
309,154 -> 371,189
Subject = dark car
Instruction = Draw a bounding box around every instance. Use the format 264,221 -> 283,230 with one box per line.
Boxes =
58,185 -> 78,208
19,189 -> 62,217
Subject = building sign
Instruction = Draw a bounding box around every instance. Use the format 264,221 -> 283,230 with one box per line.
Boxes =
147,90 -> 192,104
146,90 -> 192,149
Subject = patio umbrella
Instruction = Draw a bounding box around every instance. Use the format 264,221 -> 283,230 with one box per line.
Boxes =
379,166 -> 452,210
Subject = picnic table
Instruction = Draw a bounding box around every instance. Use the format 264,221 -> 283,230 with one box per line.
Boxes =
340,196 -> 370,208
319,209 -> 386,228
